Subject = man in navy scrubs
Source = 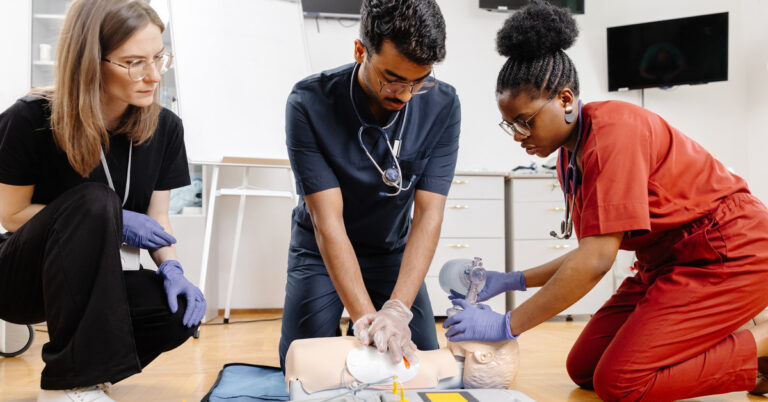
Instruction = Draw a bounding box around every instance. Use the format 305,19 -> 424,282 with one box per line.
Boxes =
279,0 -> 460,369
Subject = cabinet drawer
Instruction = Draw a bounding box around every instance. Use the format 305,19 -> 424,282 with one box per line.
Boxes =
513,271 -> 613,316
512,178 -> 563,202
512,239 -> 579,269
425,276 -> 506,317
513,201 -> 568,240
447,175 -> 503,200
427,238 -> 504,276
441,199 -> 504,238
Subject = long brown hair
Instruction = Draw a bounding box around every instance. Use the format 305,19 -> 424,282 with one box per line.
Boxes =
46,0 -> 165,177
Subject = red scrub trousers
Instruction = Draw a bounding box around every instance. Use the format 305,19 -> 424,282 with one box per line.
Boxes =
560,101 -> 768,401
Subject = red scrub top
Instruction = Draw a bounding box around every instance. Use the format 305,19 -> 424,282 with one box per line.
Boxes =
558,100 -> 749,250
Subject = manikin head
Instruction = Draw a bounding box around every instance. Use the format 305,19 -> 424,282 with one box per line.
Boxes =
448,340 -> 520,389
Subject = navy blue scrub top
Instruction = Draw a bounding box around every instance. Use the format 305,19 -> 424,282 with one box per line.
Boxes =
286,63 -> 461,267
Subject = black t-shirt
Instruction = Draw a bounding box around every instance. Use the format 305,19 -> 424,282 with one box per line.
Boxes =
0,96 -> 190,213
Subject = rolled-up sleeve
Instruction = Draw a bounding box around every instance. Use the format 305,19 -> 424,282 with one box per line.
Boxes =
577,118 -> 652,238
416,94 -> 460,195
285,89 -> 339,196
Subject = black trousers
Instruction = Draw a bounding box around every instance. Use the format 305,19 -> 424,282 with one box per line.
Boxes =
0,183 -> 196,389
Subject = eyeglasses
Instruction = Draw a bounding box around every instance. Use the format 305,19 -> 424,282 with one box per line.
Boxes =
102,52 -> 173,82
370,64 -> 437,96
499,96 -> 554,138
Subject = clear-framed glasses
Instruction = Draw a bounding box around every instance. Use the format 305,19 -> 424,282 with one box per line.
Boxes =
498,96 -> 555,138
102,52 -> 173,82
370,64 -> 437,96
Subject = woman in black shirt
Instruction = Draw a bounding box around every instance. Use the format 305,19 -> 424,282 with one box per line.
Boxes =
0,0 -> 205,400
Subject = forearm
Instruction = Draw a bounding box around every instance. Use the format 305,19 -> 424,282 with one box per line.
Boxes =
390,208 -> 443,307
509,249 -> 611,335
1,204 -> 45,232
315,223 -> 375,322
148,212 -> 179,267
521,249 -> 576,288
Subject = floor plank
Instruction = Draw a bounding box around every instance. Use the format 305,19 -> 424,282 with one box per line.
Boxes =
0,314 -> 764,401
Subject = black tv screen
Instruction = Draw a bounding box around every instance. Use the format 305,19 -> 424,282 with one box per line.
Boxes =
301,0 -> 362,19
479,0 -> 584,14
607,12 -> 728,91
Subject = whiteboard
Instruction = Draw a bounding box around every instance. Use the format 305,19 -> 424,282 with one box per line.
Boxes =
170,0 -> 310,162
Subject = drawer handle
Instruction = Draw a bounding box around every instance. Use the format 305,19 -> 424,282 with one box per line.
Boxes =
452,179 -> 470,185
549,207 -> 566,212
448,205 -> 470,209
549,244 -> 571,250
448,244 -> 471,249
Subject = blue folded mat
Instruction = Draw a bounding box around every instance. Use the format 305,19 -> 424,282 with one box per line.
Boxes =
202,363 -> 290,402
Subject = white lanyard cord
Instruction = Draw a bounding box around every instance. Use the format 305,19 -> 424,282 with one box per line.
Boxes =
99,143 -> 132,207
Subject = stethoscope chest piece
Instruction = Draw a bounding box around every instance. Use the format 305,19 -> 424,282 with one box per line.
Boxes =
559,219 -> 572,239
383,167 -> 400,186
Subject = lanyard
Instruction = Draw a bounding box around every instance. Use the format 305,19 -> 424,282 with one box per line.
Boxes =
100,143 -> 132,207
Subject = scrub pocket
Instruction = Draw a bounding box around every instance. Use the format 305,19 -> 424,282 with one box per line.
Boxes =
398,157 -> 429,190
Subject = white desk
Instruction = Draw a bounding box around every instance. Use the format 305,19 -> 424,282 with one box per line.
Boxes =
195,157 -> 296,324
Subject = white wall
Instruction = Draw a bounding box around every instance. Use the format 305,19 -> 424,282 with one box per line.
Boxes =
742,0 -> 768,205
0,0 -> 31,111
302,0 -> 768,204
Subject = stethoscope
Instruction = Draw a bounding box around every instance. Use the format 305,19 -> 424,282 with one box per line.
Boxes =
550,100 -> 584,240
350,62 -> 414,197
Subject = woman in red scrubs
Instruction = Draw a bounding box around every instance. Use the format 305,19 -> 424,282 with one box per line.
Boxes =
442,2 -> 768,400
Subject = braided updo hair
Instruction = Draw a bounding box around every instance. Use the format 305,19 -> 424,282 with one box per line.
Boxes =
496,0 -> 580,99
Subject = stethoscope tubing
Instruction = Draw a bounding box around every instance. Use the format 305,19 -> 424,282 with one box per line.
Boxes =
552,100 -> 584,239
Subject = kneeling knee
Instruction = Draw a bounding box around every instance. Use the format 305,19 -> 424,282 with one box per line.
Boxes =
593,364 -> 641,402
68,183 -> 121,222
566,355 -> 595,389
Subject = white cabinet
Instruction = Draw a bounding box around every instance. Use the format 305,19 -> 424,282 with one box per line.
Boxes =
425,172 -> 508,317
506,175 -> 614,316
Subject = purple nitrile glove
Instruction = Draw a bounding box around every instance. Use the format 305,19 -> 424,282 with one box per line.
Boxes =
157,260 -> 206,328
448,270 -> 526,303
122,210 -> 177,250
442,299 -> 517,342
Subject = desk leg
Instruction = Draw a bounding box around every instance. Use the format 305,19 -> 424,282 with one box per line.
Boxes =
223,169 -> 248,323
198,165 -> 220,332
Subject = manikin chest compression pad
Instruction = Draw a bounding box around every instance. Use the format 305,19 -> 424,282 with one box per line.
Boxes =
346,346 -> 419,383
285,336 -> 459,394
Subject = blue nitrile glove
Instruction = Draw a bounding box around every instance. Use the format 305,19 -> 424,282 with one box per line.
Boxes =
442,299 -> 516,342
122,210 -> 177,250
157,260 -> 206,328
448,270 -> 526,303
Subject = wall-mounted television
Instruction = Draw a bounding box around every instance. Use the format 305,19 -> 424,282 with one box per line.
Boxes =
301,0 -> 362,19
607,12 -> 728,91
479,0 -> 584,14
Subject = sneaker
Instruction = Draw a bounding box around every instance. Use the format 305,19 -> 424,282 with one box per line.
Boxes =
751,357 -> 768,395
37,383 -> 114,402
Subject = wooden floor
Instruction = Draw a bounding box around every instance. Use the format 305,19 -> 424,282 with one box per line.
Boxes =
1,313 -> 766,402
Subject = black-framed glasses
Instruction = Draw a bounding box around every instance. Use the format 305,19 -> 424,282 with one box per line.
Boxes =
102,52 -> 173,82
499,96 -> 555,138
370,64 -> 437,96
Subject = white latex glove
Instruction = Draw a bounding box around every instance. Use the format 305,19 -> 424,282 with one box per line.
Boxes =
354,299 -> 418,365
